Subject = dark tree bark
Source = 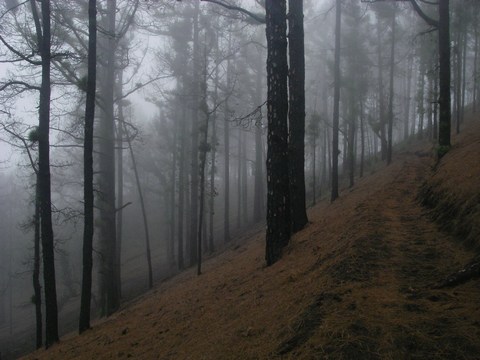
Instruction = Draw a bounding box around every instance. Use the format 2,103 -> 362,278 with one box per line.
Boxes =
460,26 -> 466,131
97,0 -> 120,316
265,0 -> 290,265
37,0 -> 59,347
33,178 -> 42,348
288,0 -> 308,232
387,6 -> 396,165
376,19 -> 387,160
331,0 -> 341,202
79,0 -> 97,334
223,40 -> 232,243
197,57 -> 210,276
115,73 -> 124,298
190,1 -> 200,265
437,0 -> 451,152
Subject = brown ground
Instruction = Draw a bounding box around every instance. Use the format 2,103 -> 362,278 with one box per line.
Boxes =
24,117 -> 480,360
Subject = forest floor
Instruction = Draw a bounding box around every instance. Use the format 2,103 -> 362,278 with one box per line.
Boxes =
23,115 -> 480,360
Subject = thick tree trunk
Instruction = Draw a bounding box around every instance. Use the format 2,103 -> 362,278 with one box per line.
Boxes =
224,45 -> 232,243
97,0 -> 119,316
387,7 -> 395,165
288,0 -> 308,232
79,0 -> 97,334
377,21 -> 387,160
189,1 -> 200,266
265,0 -> 290,265
331,0 -> 341,202
38,0 -> 59,347
438,0 -> 451,152
33,179 -> 42,347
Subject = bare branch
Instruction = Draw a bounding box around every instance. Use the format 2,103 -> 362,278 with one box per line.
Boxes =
200,0 -> 266,24
0,80 -> 40,92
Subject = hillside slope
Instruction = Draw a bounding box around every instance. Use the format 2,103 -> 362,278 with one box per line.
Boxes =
24,118 -> 480,359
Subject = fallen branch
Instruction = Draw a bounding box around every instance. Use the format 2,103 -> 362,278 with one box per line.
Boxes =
433,258 -> 480,289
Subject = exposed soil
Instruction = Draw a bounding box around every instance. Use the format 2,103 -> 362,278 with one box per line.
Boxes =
22,116 -> 480,359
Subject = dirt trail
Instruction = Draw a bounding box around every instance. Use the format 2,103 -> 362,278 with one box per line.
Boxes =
289,150 -> 480,359
23,128 -> 480,359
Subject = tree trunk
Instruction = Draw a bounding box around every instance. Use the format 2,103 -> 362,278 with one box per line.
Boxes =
288,0 -> 308,232
33,178 -> 42,347
331,0 -> 341,202
197,76 -> 210,276
265,0 -> 290,265
454,31 -> 461,135
377,20 -> 387,160
387,6 -> 395,165
438,0 -> 451,152
169,110 -> 178,267
223,41 -> 232,243
404,53 -> 413,141
253,47 -> 265,223
79,0 -> 97,334
312,133 -> 316,206
177,96 -> 187,270
98,0 -> 119,316
347,114 -> 355,188
433,70 -> 438,140
189,1 -> 200,266
474,13 -> 479,113
115,59 -> 127,300
241,132 -> 248,225
417,61 -> 426,139
125,124 -> 153,289
208,109 -> 216,253
236,130 -> 242,230
460,26 -> 466,129
37,0 -> 59,347
359,101 -> 365,178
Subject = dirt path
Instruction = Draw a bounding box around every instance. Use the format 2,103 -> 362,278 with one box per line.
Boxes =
289,152 -> 480,359
23,140 -> 480,359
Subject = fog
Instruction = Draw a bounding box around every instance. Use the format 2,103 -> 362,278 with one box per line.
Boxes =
0,0 -> 477,357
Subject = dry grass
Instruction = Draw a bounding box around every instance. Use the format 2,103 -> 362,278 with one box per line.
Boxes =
23,114 -> 480,359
